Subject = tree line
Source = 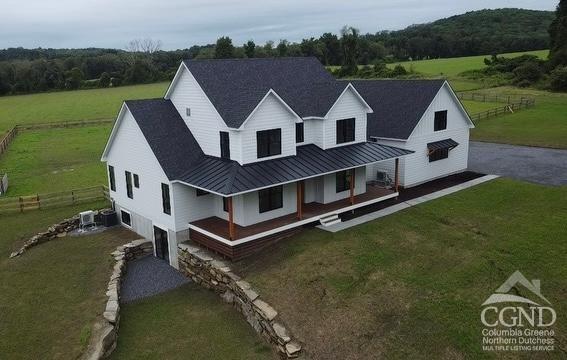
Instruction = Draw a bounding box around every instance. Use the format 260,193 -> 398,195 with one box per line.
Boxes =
0,7 -> 559,96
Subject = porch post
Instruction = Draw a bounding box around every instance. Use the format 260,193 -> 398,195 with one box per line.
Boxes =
350,168 -> 355,205
296,180 -> 304,220
394,158 -> 400,193
228,196 -> 235,240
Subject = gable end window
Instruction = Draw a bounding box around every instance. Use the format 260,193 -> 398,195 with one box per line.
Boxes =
161,183 -> 171,215
434,110 -> 448,131
257,129 -> 282,158
336,170 -> 352,193
336,118 -> 355,144
125,171 -> 133,199
295,123 -> 304,143
220,132 -> 230,159
259,186 -> 283,213
429,148 -> 449,162
108,165 -> 116,192
133,174 -> 140,188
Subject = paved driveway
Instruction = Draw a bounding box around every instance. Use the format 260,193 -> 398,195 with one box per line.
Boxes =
468,141 -> 567,186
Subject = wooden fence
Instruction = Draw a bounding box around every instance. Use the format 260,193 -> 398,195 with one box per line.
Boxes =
0,173 -> 8,195
0,127 -> 18,157
0,185 -> 109,215
468,99 -> 536,123
457,92 -> 535,104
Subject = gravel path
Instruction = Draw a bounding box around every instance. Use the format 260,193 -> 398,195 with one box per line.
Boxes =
468,141 -> 567,186
121,255 -> 189,303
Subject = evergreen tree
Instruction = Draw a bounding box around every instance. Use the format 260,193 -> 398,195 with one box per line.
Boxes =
549,0 -> 567,66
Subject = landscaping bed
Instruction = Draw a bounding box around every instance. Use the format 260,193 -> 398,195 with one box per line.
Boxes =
234,179 -> 567,359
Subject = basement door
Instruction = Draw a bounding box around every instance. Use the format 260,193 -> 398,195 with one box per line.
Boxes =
153,226 -> 169,262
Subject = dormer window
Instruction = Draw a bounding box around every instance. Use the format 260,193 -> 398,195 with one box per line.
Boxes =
220,132 -> 230,159
336,118 -> 355,144
186,107 -> 191,117
295,123 -> 304,143
257,129 -> 282,158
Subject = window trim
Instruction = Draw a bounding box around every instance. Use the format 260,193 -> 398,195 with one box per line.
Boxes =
125,171 -> 133,199
108,165 -> 116,192
336,118 -> 355,144
133,174 -> 140,188
258,186 -> 283,213
161,183 -> 171,215
256,128 -> 282,158
335,170 -> 352,193
120,209 -> 132,228
295,123 -> 304,143
434,110 -> 448,131
220,131 -> 230,159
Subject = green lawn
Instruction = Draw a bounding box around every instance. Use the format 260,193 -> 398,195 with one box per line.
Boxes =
235,179 -> 567,359
0,125 -> 111,196
390,50 -> 549,77
0,201 -> 142,360
470,87 -> 567,149
0,82 -> 168,133
112,284 -> 275,360
461,100 -> 503,114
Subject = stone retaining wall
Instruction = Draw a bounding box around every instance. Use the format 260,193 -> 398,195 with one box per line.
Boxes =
83,239 -> 153,360
178,242 -> 302,358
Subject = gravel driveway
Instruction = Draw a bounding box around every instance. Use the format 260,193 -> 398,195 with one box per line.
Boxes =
468,141 -> 567,186
121,255 -> 189,303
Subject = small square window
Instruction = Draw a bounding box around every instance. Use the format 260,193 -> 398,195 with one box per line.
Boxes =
186,107 -> 191,116
121,210 -> 131,227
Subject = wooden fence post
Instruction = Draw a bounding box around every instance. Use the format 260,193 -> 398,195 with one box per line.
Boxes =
37,194 -> 40,209
19,196 -> 23,213
71,191 -> 75,204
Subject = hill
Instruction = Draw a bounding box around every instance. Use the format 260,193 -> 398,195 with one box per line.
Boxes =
371,8 -> 554,59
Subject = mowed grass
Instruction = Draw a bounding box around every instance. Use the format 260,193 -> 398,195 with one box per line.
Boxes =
112,284 -> 275,360
0,82 -> 168,133
0,201 -> 142,360
390,49 -> 549,77
236,179 -> 567,359
470,87 -> 567,149
0,125 -> 111,196
461,100 -> 503,114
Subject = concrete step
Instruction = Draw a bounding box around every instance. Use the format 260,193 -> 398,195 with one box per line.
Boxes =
319,214 -> 341,227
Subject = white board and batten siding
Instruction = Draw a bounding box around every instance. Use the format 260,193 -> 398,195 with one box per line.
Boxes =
323,87 -> 368,149
105,108 -> 182,266
370,83 -> 472,187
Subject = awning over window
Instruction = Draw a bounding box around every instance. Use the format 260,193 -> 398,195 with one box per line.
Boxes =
427,138 -> 459,153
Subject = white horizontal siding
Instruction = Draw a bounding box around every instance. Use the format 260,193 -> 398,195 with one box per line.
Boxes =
239,94 -> 298,164
234,183 -> 297,227
322,167 -> 366,203
303,118 -> 324,147
171,183 -> 216,230
323,87 -> 368,149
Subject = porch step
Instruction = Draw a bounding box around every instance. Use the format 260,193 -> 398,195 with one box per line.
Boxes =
319,214 -> 341,227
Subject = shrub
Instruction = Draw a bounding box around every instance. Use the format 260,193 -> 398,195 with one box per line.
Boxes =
391,64 -> 408,77
99,72 -> 111,88
550,66 -> 567,91
512,62 -> 543,85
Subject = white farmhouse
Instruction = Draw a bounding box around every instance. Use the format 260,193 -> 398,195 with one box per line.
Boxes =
101,57 -> 473,267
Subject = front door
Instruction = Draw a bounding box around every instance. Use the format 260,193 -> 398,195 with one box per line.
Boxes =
153,226 -> 169,262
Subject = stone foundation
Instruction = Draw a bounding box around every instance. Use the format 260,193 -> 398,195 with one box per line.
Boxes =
82,239 -> 153,360
178,242 -> 302,358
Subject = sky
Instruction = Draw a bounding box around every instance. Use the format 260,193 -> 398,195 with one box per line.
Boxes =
0,0 -> 558,50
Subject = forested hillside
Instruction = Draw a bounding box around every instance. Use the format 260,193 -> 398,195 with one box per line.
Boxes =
0,8 -> 554,96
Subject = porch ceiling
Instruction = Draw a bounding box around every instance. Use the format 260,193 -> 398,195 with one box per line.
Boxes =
176,142 -> 412,196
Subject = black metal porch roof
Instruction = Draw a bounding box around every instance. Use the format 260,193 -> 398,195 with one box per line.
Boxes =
176,142 -> 413,196
427,138 -> 459,151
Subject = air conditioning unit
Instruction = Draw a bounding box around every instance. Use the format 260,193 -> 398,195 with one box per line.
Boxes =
80,210 -> 95,229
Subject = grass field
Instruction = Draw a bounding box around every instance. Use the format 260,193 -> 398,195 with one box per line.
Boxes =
0,82 -> 168,133
112,284 -> 274,360
236,179 -> 567,359
470,87 -> 567,148
0,125 -> 111,196
390,50 -> 549,77
461,100 -> 503,114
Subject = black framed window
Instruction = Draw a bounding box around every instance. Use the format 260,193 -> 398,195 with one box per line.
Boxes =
161,183 -> 171,215
125,171 -> 133,199
257,129 -> 282,158
434,110 -> 447,131
429,148 -> 449,162
336,118 -> 355,144
336,170 -> 352,193
133,174 -> 140,188
108,165 -> 116,192
295,123 -> 304,143
121,210 -> 131,226
220,131 -> 230,159
258,186 -> 283,213
223,197 -> 229,212
196,188 -> 210,197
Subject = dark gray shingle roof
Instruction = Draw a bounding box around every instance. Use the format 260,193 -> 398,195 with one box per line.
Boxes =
183,57 -> 345,127
125,99 -> 204,179
177,142 -> 413,195
345,79 -> 446,140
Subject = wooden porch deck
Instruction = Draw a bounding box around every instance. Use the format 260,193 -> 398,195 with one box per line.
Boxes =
190,185 -> 395,241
